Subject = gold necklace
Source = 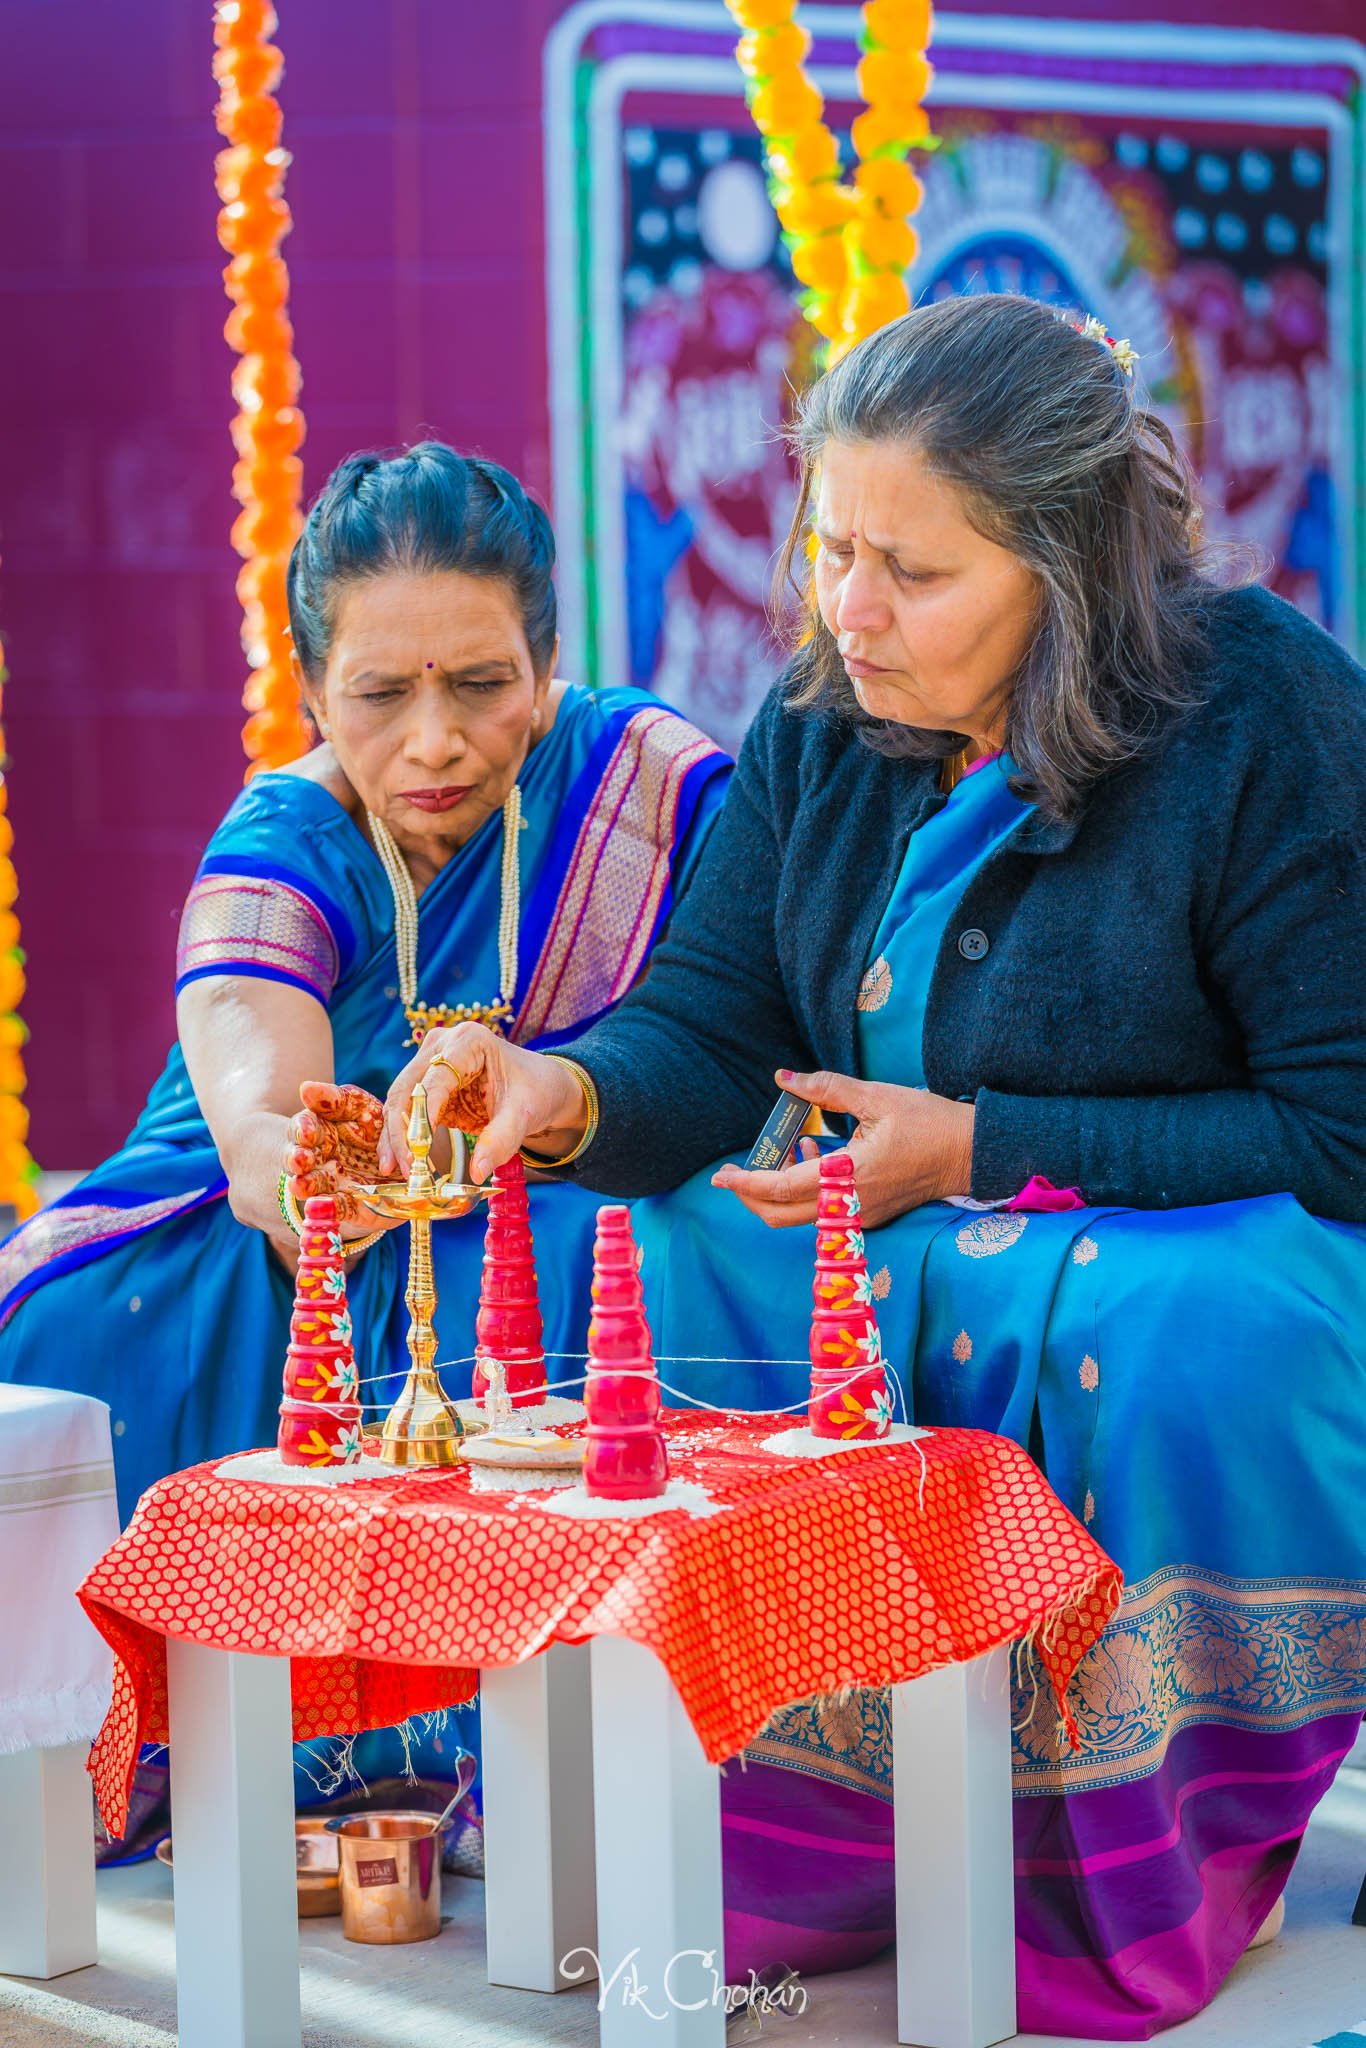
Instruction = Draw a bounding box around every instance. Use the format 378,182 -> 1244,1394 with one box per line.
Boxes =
939,744 -> 973,794
367,787 -> 522,1045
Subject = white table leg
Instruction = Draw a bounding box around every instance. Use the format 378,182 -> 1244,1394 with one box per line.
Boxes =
0,1741 -> 97,1977
589,1634 -> 724,2048
893,1646 -> 1016,2048
481,1643 -> 597,1992
167,1638 -> 300,2048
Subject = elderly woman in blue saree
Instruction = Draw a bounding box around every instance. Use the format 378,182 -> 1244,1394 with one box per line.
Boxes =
0,443 -> 729,1525
380,301 -> 1366,2039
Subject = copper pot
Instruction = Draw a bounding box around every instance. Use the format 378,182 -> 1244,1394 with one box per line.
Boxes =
327,1811 -> 443,1944
154,1816 -> 341,1918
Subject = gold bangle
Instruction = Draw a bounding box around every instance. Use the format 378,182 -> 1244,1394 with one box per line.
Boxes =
277,1169 -> 387,1258
340,1227 -> 388,1258
519,1055 -> 600,1171
277,1169 -> 304,1237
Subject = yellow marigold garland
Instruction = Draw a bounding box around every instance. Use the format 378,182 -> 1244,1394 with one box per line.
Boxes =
213,0 -> 310,774
0,602 -> 38,1219
726,0 -> 933,362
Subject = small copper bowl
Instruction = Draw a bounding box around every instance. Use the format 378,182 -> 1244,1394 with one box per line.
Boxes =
154,1816 -> 341,1918
326,1811 -> 442,1944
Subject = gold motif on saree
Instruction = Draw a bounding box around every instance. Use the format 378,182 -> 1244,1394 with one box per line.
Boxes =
730,1574 -> 1366,1806
815,1690 -> 867,1753
745,1689 -> 894,1802
955,1213 -> 1028,1258
871,1265 -> 892,1300
952,1329 -> 973,1363
1011,1566 -> 1366,1794
857,955 -> 892,1012
1072,1235 -> 1099,1265
1079,1354 -> 1099,1391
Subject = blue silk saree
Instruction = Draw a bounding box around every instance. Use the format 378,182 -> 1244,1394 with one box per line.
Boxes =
630,757 -> 1366,2038
0,684 -> 729,1522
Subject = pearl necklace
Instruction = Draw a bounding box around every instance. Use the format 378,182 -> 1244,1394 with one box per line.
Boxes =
367,785 -> 522,1045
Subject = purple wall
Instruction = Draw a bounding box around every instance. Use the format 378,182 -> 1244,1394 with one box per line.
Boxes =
1,0 -> 1359,1163
0,0 -> 563,1164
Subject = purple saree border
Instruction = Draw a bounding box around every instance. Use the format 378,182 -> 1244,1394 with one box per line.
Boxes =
720,1711 -> 1361,2035
528,743 -> 723,1051
175,960 -> 331,1006
194,853 -> 358,974
0,1179 -> 228,1331
514,704 -> 728,1045
1013,1712 -> 1360,2034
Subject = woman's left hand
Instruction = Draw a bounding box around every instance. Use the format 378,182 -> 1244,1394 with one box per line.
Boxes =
711,1068 -> 975,1229
285,1082 -> 398,1232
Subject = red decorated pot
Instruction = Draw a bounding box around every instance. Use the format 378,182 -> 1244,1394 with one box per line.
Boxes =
584,1424 -> 669,1499
583,1366 -> 661,1430
474,1299 -> 542,1354
294,1260 -> 349,1305
283,1343 -> 359,1405
277,1398 -> 363,1466
289,1300 -> 354,1347
808,1363 -> 893,1441
587,1306 -> 654,1366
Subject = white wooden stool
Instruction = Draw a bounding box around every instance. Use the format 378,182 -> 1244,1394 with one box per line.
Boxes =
164,1634 -> 1016,2048
0,1384 -> 118,1981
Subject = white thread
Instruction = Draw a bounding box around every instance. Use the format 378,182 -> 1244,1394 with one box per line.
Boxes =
878,1358 -> 928,1501
349,1354 -> 906,1429
277,1399 -> 364,1420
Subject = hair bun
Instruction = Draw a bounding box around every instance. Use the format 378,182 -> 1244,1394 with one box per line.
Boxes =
286,442 -> 558,681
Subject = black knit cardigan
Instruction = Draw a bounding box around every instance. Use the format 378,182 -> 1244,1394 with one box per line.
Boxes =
559,585 -> 1366,1222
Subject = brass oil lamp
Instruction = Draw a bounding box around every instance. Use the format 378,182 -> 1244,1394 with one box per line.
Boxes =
355,1080 -> 489,1467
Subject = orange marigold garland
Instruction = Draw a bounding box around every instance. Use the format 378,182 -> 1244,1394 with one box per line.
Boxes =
213,0 -> 310,774
0,600 -> 39,1220
726,0 -> 933,363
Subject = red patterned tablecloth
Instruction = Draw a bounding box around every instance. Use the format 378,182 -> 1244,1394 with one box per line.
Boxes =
80,1415 -> 1122,1833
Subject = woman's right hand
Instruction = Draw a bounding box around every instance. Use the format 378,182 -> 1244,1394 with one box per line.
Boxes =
380,1025 -> 586,1183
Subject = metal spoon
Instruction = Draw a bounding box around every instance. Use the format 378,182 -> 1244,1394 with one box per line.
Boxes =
423,1782 -> 467,1839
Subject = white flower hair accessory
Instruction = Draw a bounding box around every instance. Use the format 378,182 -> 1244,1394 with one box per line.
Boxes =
1078,312 -> 1139,378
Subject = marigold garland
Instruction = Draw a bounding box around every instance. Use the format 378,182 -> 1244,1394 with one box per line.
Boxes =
0,599 -> 39,1220
213,0 -> 310,774
726,0 -> 933,363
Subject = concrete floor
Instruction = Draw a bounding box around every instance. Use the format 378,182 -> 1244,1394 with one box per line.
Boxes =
1,1763 -> 1363,2048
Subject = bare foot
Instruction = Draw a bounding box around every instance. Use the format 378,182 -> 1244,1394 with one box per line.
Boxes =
1248,1894 -> 1285,1949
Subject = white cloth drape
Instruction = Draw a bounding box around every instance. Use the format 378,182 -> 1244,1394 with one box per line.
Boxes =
0,1383 -> 119,1753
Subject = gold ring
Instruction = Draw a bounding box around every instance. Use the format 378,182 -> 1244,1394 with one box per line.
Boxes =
427,1055 -> 463,1082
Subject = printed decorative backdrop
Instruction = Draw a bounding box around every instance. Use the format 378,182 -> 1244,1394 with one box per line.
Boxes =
546,5 -> 1365,749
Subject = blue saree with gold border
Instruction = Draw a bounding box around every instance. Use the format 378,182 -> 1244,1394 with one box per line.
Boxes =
631,755 -> 1366,2038
0,683 -> 729,1522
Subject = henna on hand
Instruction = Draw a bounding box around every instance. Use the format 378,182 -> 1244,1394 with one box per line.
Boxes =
432,1071 -> 492,1136
286,1081 -> 387,1225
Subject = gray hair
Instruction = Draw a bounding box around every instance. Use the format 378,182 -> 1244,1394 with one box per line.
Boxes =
778,293 -> 1230,819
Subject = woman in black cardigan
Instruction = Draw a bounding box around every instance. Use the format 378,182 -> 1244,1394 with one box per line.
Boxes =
378,296 -> 1366,2038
